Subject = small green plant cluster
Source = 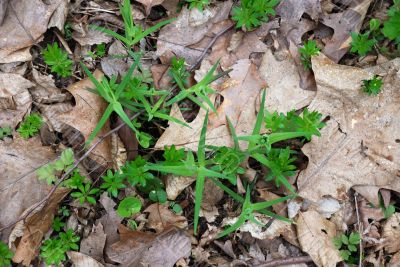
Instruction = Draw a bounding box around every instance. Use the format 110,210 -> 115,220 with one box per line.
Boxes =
0,241 -> 13,267
186,0 -> 210,11
232,0 -> 280,31
87,43 -> 106,59
40,229 -> 79,266
37,148 -> 74,184
42,43 -> 73,77
378,192 -> 396,219
333,232 -> 361,263
299,40 -> 321,70
17,113 -> 43,139
361,75 -> 383,96
351,1 -> 400,56
0,126 -> 12,139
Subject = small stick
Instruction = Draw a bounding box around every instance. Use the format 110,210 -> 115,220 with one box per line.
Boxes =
354,192 -> 363,267
254,255 -> 313,267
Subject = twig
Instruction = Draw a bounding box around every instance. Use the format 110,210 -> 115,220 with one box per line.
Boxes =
0,112 -> 141,233
354,192 -> 363,267
254,256 -> 313,267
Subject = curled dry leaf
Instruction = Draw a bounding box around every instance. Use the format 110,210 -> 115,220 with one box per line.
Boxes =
296,210 -> 341,267
136,0 -> 165,15
12,188 -> 70,266
382,213 -> 400,254
47,0 -> 68,32
156,59 -> 265,150
108,225 -> 191,267
30,69 -> 68,104
144,203 -> 188,233
0,0 -> 61,63
0,136 -> 57,242
297,55 -> 400,203
67,251 -> 105,267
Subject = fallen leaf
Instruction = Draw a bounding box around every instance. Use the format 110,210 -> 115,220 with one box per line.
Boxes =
98,193 -> 122,254
80,223 -> 107,263
0,0 -> 61,63
156,59 -> 265,150
297,55 -> 400,202
0,136 -> 57,242
67,251 -> 105,267
144,203 -> 188,232
382,213 -> 400,253
47,0 -> 68,32
12,188 -> 70,266
296,210 -> 342,267
166,175 -> 195,200
276,0 -> 322,23
73,27 -> 112,46
0,72 -> 33,129
108,225 -> 191,267
30,69 -> 68,104
136,0 -> 165,15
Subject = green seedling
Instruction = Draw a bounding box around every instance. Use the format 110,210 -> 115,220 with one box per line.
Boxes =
37,148 -> 74,185
333,232 -> 361,263
122,156 -> 154,187
63,170 -> 86,189
186,0 -> 210,11
40,229 -> 79,266
17,113 -> 43,139
64,22 -> 73,40
117,196 -> 142,218
100,170 -> 126,198
58,206 -> 70,217
361,75 -> 383,95
299,40 -> 321,69
350,32 -> 377,56
0,241 -> 13,267
382,1 -> 400,43
170,202 -> 183,214
52,217 -> 65,232
149,189 -> 168,203
0,126 -> 12,139
42,43 -> 73,77
87,43 -> 106,59
378,192 -> 396,219
169,57 -> 190,88
232,0 -> 280,31
71,182 -> 100,205
93,0 -> 173,49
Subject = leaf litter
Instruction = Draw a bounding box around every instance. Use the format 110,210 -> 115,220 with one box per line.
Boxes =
0,0 -> 400,266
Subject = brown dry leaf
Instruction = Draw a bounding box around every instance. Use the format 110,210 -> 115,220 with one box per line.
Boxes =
321,0 -> 373,62
80,223 -> 107,263
0,72 -> 33,129
12,188 -> 70,266
166,175 -> 195,200
108,225 -> 191,267
73,28 -> 112,46
0,136 -> 57,242
67,251 -> 105,267
276,0 -> 322,23
296,210 -> 342,267
47,0 -> 68,32
136,0 -> 165,15
297,55 -> 400,203
156,59 -> 265,150
156,1 -> 233,66
98,193 -> 122,253
144,203 -> 188,233
30,69 -> 68,104
382,213 -> 400,254
55,70 -> 112,164
0,0 -> 61,63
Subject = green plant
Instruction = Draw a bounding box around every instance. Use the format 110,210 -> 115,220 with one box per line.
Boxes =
93,0 -> 173,50
40,229 -> 79,266
169,57 -> 190,88
333,232 -> 361,263
379,192 -> 396,219
122,156 -> 154,187
186,0 -> 210,11
87,43 -> 106,59
17,113 -> 43,139
64,22 -> 73,40
170,202 -> 183,214
350,32 -> 377,56
0,241 -> 13,267
63,170 -> 85,189
71,182 -> 100,204
100,170 -> 126,198
37,148 -> 74,185
0,126 -> 12,139
232,0 -> 280,31
382,0 -> 400,43
299,40 -> 321,69
117,196 -> 142,218
42,43 -> 73,77
361,75 -> 383,95
52,217 -> 65,232
58,206 -> 70,217
149,189 -> 167,203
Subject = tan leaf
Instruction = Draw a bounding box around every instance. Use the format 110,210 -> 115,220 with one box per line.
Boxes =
166,175 -> 195,200
382,213 -> 400,254
108,225 -> 191,267
155,59 -> 265,150
98,193 -> 122,253
136,0 -> 165,15
67,251 -> 105,267
296,210 -> 341,267
297,55 -> 400,202
80,223 -> 107,263
12,188 -> 70,266
144,203 -> 188,232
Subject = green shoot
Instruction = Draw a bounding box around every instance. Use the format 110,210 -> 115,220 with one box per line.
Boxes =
350,32 -> 377,56
0,241 -> 13,267
0,126 -> 12,139
42,43 -> 73,77
382,1 -> 400,42
232,0 -> 280,31
52,217 -> 65,232
149,189 -> 168,203
361,76 -> 383,96
87,43 -> 106,59
37,148 -> 74,185
117,196 -> 142,218
299,40 -> 321,69
332,232 -> 361,263
186,0 -> 211,11
379,192 -> 396,219
100,170 -> 126,198
169,57 -> 190,88
71,182 -> 100,205
17,113 -> 43,139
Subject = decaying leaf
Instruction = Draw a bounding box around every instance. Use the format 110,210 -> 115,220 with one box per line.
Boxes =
30,69 -> 68,104
382,213 -> 400,254
98,193 -> 122,252
156,59 -> 265,150
73,28 -> 112,46
296,210 -> 341,267
166,175 -> 195,200
0,136 -> 57,242
144,203 -> 188,232
80,223 -> 107,263
136,0 -> 165,15
297,55 -> 400,202
0,0 -> 61,63
67,251 -> 105,267
108,225 -> 191,267
12,188 -> 70,266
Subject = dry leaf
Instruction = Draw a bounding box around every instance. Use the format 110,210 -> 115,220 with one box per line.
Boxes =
0,0 -> 61,63
47,0 -> 68,32
136,0 -> 165,15
108,225 -> 191,267
0,72 -> 33,128
0,136 -> 57,242
98,193 -> 122,253
382,213 -> 400,253
156,59 -> 265,150
73,28 -> 112,46
67,251 -> 105,267
166,175 -> 195,200
12,188 -> 70,266
144,203 -> 188,232
80,223 -> 107,263
296,210 -> 342,267
297,55 -> 400,202
30,69 -> 68,104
